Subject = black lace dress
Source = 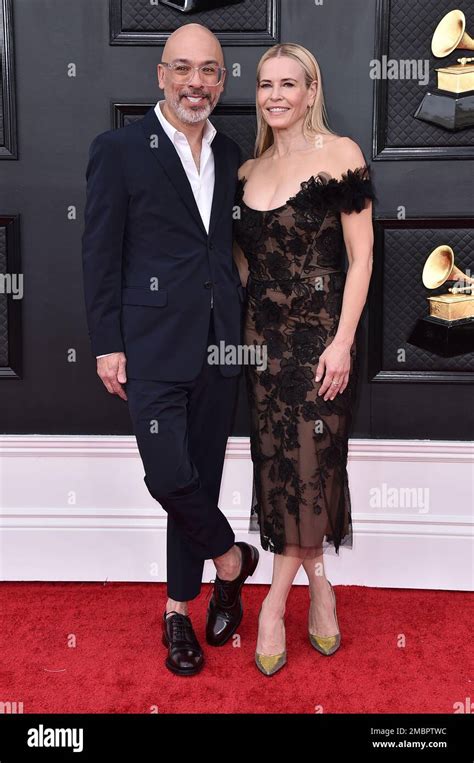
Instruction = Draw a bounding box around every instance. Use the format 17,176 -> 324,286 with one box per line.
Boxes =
233,165 -> 376,559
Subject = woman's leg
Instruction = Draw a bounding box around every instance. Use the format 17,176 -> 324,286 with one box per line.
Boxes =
257,553 -> 302,655
303,552 -> 339,636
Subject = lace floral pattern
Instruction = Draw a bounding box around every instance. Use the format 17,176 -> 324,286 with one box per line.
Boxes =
233,165 -> 376,558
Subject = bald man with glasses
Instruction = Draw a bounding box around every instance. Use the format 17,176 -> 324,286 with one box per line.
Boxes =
82,23 -> 259,676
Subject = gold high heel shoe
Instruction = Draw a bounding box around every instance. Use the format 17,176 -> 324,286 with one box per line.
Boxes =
255,607 -> 287,676
308,580 -> 341,656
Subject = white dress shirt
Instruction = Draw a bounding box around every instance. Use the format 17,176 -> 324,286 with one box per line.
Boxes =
154,100 -> 216,233
97,100 -> 217,358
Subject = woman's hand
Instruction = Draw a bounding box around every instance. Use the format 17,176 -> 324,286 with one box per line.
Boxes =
315,339 -> 352,400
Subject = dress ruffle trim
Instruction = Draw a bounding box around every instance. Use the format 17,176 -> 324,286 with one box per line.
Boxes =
236,165 -> 377,215
293,165 -> 377,214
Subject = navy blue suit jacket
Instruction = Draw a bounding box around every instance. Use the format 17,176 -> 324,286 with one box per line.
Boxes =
81,106 -> 244,381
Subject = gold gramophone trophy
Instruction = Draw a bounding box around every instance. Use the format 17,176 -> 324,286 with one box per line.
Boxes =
408,245 -> 474,356
414,9 -> 474,130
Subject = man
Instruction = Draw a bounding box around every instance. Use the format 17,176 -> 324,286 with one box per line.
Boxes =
81,23 -> 259,676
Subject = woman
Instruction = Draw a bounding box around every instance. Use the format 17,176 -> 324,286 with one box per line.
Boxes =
233,43 -> 376,675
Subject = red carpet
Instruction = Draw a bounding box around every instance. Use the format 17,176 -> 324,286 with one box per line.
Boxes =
1,582 -> 472,714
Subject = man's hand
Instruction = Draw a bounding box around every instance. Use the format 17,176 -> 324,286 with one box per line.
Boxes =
97,352 -> 128,400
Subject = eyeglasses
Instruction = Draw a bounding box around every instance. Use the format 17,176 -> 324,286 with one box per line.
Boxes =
161,61 -> 226,86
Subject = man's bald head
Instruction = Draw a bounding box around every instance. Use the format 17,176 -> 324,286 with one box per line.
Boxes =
162,23 -> 223,67
157,23 -> 226,126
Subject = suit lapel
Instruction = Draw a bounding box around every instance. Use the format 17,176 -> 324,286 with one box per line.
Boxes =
207,132 -> 226,241
140,106 -> 227,240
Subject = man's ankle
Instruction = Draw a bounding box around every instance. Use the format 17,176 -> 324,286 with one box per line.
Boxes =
166,600 -> 188,617
214,544 -> 242,581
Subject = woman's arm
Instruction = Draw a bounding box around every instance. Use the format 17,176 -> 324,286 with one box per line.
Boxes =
332,201 -> 374,349
233,158 -> 255,287
328,139 -> 374,349
316,140 -> 374,400
233,239 -> 249,287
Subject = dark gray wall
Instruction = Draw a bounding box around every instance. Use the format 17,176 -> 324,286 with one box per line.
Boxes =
0,0 -> 472,438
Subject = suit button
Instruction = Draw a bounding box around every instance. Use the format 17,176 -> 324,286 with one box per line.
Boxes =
204,280 -> 212,288
209,243 -> 214,250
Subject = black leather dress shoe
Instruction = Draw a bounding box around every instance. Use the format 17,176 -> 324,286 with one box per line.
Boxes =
162,611 -> 204,676
206,541 -> 259,646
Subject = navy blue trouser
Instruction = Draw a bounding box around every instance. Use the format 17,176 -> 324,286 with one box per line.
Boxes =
125,312 -> 238,601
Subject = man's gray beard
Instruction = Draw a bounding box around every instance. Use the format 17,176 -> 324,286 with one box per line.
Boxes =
172,94 -> 213,124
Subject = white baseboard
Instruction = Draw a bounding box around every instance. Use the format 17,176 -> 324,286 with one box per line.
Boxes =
0,436 -> 472,590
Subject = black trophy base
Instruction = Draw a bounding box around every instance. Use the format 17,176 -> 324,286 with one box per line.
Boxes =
414,88 -> 474,131
407,315 -> 474,357
159,0 -> 243,12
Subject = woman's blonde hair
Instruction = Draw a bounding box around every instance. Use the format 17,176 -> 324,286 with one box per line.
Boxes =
254,43 -> 336,158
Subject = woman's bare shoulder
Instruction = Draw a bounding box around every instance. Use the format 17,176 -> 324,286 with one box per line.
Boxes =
238,158 -> 257,181
238,146 -> 274,180
330,137 -> 366,175
309,136 -> 366,181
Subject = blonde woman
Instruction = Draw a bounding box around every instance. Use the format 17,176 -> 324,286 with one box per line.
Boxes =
233,43 -> 376,675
